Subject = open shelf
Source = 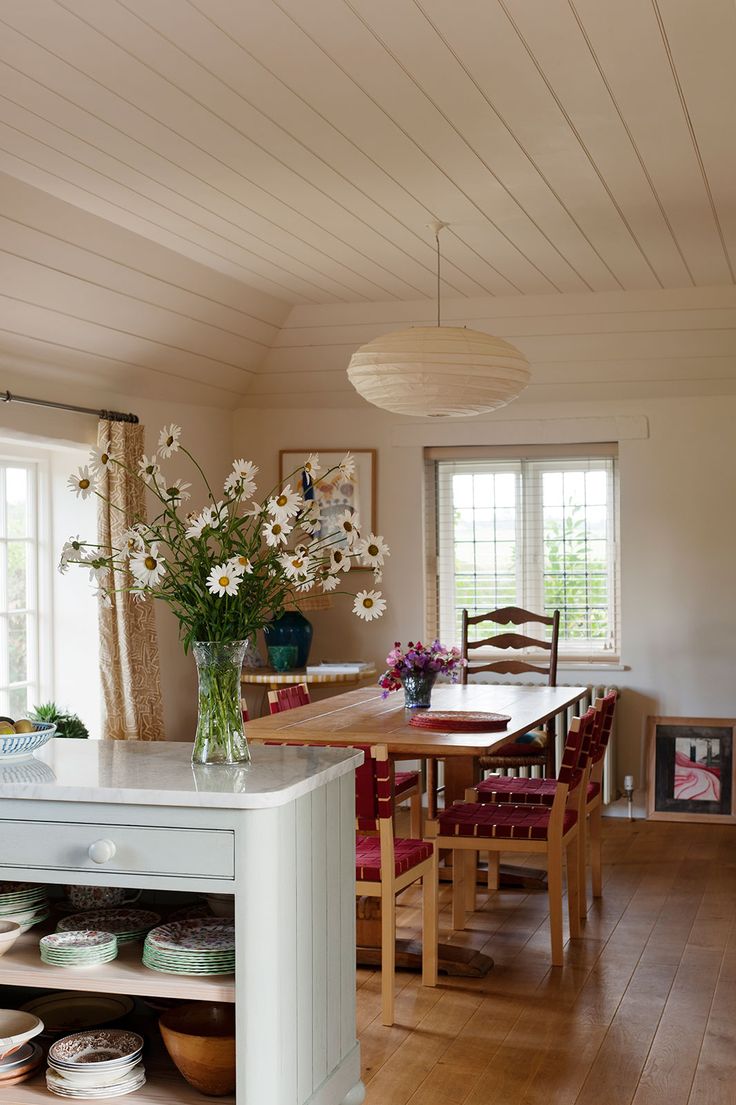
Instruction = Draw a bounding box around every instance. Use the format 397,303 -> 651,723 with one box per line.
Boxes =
7,1057 -> 234,1104
0,930 -> 235,1003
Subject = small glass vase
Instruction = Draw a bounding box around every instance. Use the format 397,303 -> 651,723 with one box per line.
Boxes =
402,668 -> 438,709
191,640 -> 250,765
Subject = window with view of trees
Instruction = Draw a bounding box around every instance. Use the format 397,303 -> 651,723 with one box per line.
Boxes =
433,451 -> 619,658
0,461 -> 39,716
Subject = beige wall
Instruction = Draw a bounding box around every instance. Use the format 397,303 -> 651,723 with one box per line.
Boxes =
233,392 -> 736,790
0,391 -> 233,740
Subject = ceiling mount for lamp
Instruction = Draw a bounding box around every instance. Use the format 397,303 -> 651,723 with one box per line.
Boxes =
346,222 -> 531,418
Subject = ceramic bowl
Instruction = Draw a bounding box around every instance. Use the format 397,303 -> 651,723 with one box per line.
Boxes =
205,895 -> 234,919
159,1003 -> 235,1096
0,721 -> 56,761
0,921 -> 21,958
0,1011 -> 44,1061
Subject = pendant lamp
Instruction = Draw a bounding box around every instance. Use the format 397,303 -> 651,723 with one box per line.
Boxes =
347,224 -> 531,417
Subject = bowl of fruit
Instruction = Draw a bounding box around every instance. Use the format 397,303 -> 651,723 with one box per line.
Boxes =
0,719 -> 56,761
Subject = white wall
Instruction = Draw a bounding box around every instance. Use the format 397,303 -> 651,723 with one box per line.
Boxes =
233,391 -> 736,790
0,392 -> 233,741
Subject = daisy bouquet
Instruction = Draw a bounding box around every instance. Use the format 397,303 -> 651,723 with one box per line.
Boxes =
62,427 -> 389,762
378,640 -> 465,699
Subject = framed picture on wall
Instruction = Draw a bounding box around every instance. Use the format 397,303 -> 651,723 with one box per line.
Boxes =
646,716 -> 736,823
279,449 -> 377,568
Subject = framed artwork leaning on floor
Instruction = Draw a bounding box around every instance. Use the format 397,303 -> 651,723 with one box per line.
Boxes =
646,716 -> 736,823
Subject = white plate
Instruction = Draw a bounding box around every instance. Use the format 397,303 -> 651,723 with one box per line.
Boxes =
47,1060 -> 143,1088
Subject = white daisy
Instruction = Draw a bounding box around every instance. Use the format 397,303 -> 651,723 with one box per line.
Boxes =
263,519 -> 292,547
129,543 -> 166,588
89,442 -> 114,477
92,586 -> 113,608
231,459 -> 259,483
224,470 -> 257,499
329,548 -> 351,574
303,453 -> 321,481
206,563 -> 240,597
185,509 -> 211,539
278,552 -> 313,580
163,478 -> 192,504
131,589 -> 147,604
58,536 -> 86,573
357,533 -> 390,568
120,528 -> 145,557
336,509 -> 361,547
158,423 -> 182,458
299,499 -> 322,535
67,466 -> 95,500
138,454 -> 161,485
84,554 -> 110,585
209,500 -> 228,529
353,589 -> 386,621
295,578 -> 313,592
321,573 -> 339,592
267,484 -> 302,522
228,554 -> 254,576
373,568 -> 383,584
339,452 -> 356,479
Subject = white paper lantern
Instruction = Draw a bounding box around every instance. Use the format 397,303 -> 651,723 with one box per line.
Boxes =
347,326 -> 531,417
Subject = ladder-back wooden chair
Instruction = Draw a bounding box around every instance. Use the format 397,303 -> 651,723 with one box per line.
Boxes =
427,708 -> 595,967
461,606 -> 560,777
267,683 -> 423,836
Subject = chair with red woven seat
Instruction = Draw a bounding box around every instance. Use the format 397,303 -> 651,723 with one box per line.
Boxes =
268,683 -> 423,835
466,692 -> 617,916
427,708 -> 595,967
461,605 -> 560,778
355,743 -> 437,1025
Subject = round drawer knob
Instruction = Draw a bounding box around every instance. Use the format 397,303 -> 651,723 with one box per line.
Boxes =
88,839 -> 116,864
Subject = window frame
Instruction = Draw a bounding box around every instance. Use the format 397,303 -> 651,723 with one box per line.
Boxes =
0,444 -> 53,715
429,447 -> 621,663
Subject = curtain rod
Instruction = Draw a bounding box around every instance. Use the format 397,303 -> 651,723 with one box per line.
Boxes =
2,390 -> 139,424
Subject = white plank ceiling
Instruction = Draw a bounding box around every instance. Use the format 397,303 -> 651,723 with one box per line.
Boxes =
0,0 -> 735,405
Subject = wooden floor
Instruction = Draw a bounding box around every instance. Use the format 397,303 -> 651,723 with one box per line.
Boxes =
357,817 -> 736,1105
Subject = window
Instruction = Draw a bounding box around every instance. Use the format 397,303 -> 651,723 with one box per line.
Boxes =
431,447 -> 620,660
0,460 -> 40,715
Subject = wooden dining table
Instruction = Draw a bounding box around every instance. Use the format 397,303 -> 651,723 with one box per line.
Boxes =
248,681 -> 588,977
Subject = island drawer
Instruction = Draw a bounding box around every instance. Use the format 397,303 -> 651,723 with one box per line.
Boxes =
0,818 -> 234,880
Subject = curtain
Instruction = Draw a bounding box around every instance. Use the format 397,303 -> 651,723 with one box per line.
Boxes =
97,419 -> 165,741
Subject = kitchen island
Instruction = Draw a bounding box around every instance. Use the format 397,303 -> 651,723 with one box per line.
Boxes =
0,739 -> 365,1105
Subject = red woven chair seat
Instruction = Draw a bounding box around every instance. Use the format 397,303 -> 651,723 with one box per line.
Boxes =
476,776 -> 601,806
437,802 -> 577,840
355,835 -> 433,881
394,770 -> 420,796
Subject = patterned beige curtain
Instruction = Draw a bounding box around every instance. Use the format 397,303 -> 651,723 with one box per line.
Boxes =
97,419 -> 165,741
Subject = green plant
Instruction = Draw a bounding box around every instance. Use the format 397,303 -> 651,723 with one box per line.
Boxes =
31,702 -> 89,740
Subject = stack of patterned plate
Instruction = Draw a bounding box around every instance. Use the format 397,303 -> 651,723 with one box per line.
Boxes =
57,909 -> 160,945
40,931 -> 118,969
0,882 -> 49,933
0,1040 -> 44,1087
46,1029 -> 145,1099
143,918 -> 235,975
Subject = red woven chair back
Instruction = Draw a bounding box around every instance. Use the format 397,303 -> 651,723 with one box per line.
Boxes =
591,691 -> 617,764
557,707 -> 596,791
268,682 -> 311,714
355,744 -> 394,831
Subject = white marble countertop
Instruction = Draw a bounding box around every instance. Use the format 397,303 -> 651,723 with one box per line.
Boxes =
0,739 -> 362,809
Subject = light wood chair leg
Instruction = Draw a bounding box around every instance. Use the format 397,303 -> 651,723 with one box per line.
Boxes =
464,849 -> 478,911
451,848 -> 467,932
380,885 -> 396,1026
409,790 -> 422,839
590,802 -> 603,898
578,811 -> 588,920
486,851 -> 500,891
547,846 -> 564,967
422,849 -> 438,988
567,835 -> 581,940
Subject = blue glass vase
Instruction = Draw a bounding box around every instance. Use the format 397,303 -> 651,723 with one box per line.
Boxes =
264,610 -> 313,669
402,669 -> 437,709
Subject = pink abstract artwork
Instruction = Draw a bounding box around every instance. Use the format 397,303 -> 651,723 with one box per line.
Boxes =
674,739 -> 721,801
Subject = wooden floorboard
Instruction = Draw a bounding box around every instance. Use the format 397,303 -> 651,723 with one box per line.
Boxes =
358,818 -> 736,1105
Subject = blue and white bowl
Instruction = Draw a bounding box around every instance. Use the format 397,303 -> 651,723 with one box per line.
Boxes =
0,722 -> 56,761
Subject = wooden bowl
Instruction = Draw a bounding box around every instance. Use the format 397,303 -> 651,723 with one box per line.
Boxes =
159,1003 -> 235,1096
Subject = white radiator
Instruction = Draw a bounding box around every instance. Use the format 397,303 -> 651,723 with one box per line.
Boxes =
553,684 -> 618,805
